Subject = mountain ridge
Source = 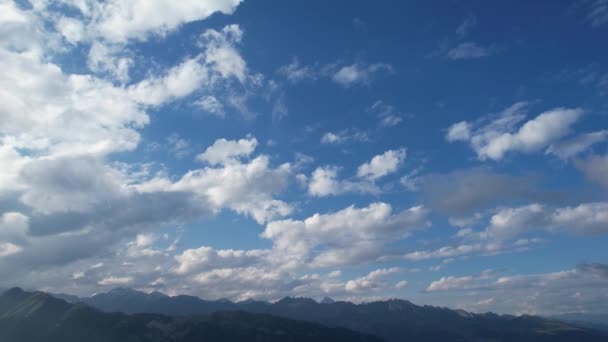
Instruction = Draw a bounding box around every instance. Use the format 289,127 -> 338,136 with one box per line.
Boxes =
32,287 -> 608,342
0,288 -> 383,342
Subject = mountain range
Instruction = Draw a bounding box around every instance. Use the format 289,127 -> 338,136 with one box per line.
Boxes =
0,288 -> 381,342
39,287 -> 608,342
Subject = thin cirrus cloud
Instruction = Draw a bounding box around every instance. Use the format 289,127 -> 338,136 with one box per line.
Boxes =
278,57 -> 393,87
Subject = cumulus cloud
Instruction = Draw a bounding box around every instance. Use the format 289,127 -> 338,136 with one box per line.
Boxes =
44,0 -> 244,43
447,102 -> 585,160
305,148 -> 406,197
262,202 -> 429,268
357,148 -> 406,180
197,137 -> 258,165
0,0 -> 305,300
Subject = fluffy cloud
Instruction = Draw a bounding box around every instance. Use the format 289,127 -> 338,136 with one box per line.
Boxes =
197,137 -> 258,165
262,202 -> 429,268
128,56 -> 210,106
43,0 -> 243,43
306,148 -> 405,197
447,103 -> 585,160
357,148 -> 406,180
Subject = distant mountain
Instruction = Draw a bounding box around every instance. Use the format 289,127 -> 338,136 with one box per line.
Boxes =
550,313 -> 608,332
320,296 -> 335,304
0,288 -> 383,342
61,288 -> 607,342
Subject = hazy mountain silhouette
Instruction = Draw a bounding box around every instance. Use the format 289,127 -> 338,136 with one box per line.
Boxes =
0,288 -> 382,342
53,287 -> 608,342
549,313 -> 608,332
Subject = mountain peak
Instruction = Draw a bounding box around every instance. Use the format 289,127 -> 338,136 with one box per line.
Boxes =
107,287 -> 145,296
277,296 -> 317,305
320,296 -> 335,304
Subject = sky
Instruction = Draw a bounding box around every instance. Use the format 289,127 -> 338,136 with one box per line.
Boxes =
0,0 -> 607,316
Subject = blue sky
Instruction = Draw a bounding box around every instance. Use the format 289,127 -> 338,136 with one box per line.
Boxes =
0,0 -> 607,315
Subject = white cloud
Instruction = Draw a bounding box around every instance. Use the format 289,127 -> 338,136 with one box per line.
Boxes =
0,243 -> 22,257
196,95 -> 225,117
135,233 -> 157,248
157,156 -> 292,224
357,148 -> 406,180
87,41 -> 133,83
320,129 -> 369,144
482,202 -> 608,240
345,267 -> 400,293
98,276 -> 134,286
196,137 -> 258,165
52,0 -> 244,43
262,202 -> 429,268
394,280 -> 408,289
307,166 -> 379,197
277,59 -> 391,88
427,275 -> 474,291
128,56 -> 209,106
174,246 -> 269,275
0,48 -> 148,157
446,121 -> 471,142
200,24 -> 247,83
447,103 -> 584,160
56,16 -> 85,44
332,63 -> 392,87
